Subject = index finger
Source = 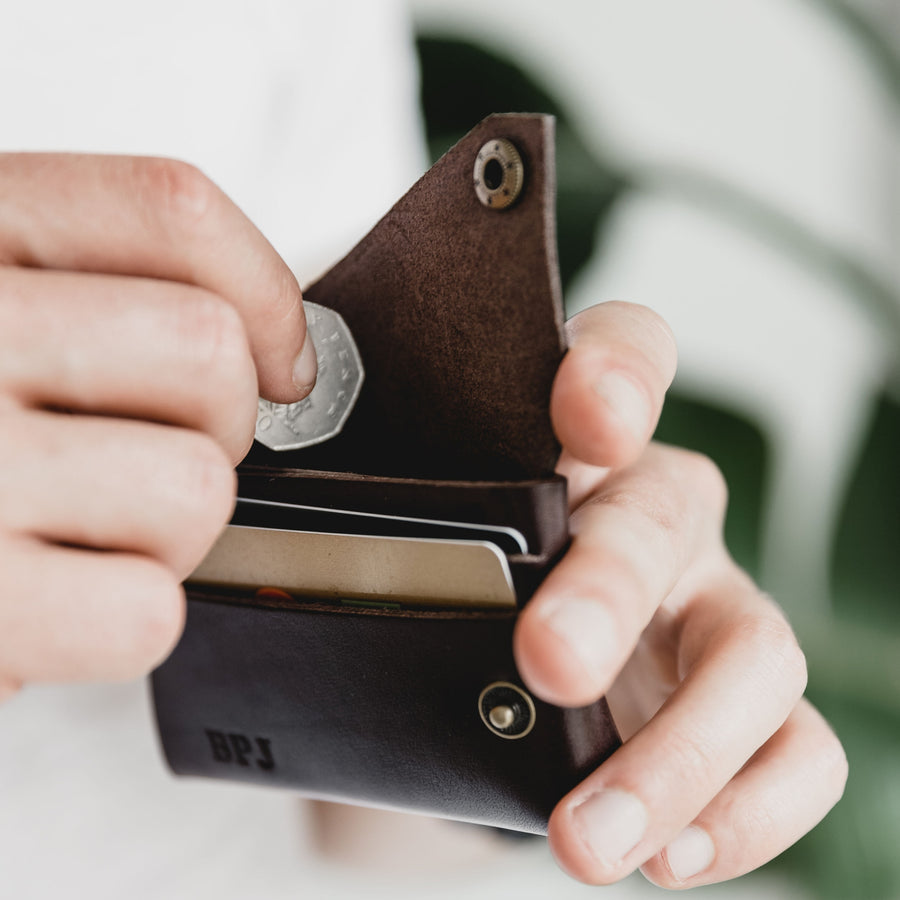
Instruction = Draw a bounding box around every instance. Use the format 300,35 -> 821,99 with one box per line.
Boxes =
0,153 -> 315,402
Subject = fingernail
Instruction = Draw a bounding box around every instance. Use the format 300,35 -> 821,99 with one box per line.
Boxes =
664,825 -> 715,882
573,789 -> 647,865
292,327 -> 318,395
540,597 -> 617,685
593,372 -> 650,442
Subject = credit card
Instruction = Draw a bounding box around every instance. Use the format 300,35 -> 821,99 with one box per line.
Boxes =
232,497 -> 528,554
189,525 -> 517,609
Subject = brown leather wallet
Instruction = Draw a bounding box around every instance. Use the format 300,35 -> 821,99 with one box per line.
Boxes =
151,114 -> 621,834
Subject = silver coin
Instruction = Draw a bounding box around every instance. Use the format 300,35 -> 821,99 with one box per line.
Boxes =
254,302 -> 364,451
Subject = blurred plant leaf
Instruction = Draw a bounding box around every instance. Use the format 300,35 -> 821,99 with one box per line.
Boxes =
804,0 -> 900,113
831,389 -> 900,628
653,390 -> 769,578
414,25 -> 900,900
415,35 -> 631,292
416,34 -> 900,348
777,690 -> 900,900
633,164 -> 900,352
413,24 -> 900,900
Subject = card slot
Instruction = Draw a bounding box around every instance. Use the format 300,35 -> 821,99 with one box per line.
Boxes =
231,496 -> 527,554
237,466 -> 569,559
188,525 -> 518,610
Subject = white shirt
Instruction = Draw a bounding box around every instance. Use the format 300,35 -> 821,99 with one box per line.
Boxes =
0,4 -> 425,897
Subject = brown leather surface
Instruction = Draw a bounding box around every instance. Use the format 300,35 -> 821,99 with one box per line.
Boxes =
153,596 -> 619,835
244,113 -> 566,481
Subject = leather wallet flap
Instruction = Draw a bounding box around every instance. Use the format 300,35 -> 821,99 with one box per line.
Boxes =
244,113 -> 566,481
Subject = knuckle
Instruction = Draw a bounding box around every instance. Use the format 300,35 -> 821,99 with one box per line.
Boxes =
0,410 -> 37,525
135,156 -> 216,229
175,432 -> 236,524
0,407 -> 22,470
733,612 -> 808,697
729,795 -> 780,861
674,448 -> 729,517
163,434 -> 236,574
169,295 -> 258,461
594,472 -> 682,534
659,723 -> 722,786
116,562 -> 185,675
180,291 -> 249,377
127,429 -> 235,578
0,273 -> 32,392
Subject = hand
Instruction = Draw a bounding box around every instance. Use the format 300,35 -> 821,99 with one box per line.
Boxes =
0,154 -> 316,696
515,301 -> 848,888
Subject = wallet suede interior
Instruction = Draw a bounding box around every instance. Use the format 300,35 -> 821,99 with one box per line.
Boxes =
151,114 -> 621,834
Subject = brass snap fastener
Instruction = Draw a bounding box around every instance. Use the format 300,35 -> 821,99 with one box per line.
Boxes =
473,139 -> 524,210
478,681 -> 536,739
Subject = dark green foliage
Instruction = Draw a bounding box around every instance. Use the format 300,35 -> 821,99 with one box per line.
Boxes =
780,690 -> 900,900
804,0 -> 900,113
654,390 -> 769,579
783,390 -> 900,899
416,36 -> 567,149
831,390 -> 900,628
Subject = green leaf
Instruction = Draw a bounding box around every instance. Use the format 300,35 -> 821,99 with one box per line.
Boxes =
653,390 -> 769,577
741,389 -> 900,897
415,35 -> 630,292
803,0 -> 900,114
777,691 -> 900,900
831,389 -> 900,629
416,35 -> 566,150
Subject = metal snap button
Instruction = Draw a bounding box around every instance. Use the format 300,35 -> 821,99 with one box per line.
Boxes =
473,139 -> 524,210
478,681 -> 536,739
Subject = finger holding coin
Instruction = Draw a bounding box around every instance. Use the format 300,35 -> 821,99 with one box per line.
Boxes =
255,303 -> 365,452
0,274 -> 245,685
0,152 -> 323,692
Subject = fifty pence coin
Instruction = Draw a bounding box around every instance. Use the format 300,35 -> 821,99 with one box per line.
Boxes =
254,302 -> 364,451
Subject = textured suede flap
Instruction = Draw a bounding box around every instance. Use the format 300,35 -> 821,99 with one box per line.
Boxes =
245,114 -> 566,481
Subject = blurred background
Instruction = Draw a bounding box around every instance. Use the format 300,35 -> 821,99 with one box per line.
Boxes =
405,0 -> 900,898
2,2 -> 896,898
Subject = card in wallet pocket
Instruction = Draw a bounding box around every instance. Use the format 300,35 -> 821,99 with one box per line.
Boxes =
151,114 -> 621,835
